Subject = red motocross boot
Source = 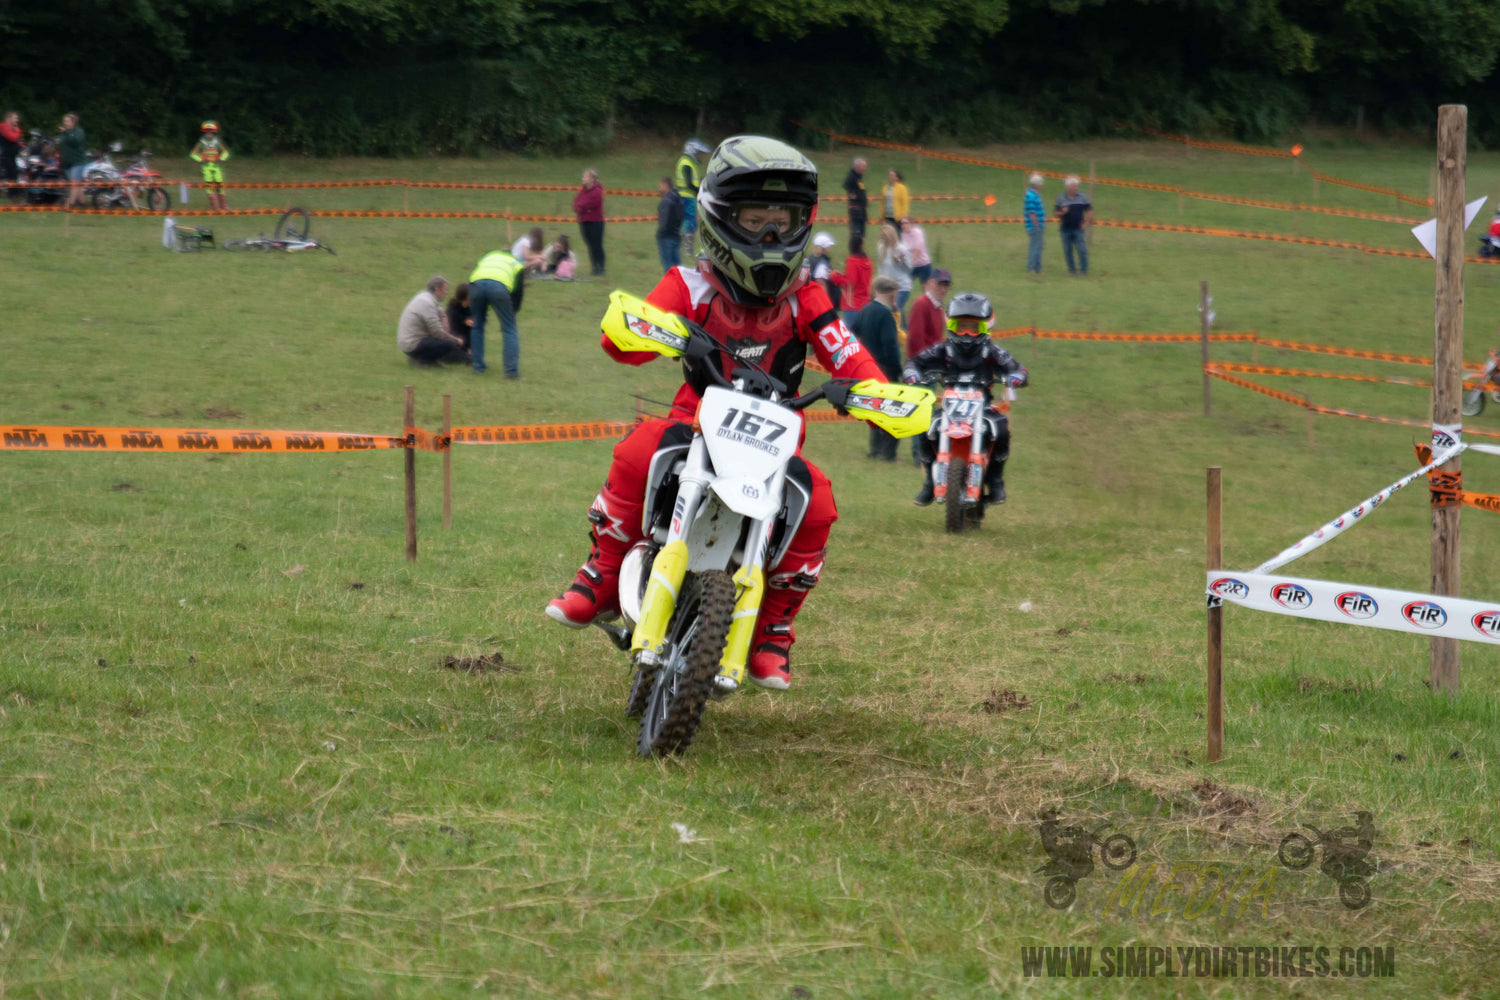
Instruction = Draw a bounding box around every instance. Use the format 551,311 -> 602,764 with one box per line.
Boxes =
545,488 -> 641,628
747,564 -> 818,690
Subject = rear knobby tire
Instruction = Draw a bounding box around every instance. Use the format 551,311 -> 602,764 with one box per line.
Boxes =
276,206 -> 310,241
144,186 -> 168,211
945,457 -> 966,534
637,570 -> 734,757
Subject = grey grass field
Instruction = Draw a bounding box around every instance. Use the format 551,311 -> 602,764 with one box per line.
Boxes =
3,137 -> 1500,998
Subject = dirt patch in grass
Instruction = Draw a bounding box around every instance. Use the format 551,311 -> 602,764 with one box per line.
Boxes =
981,689 -> 1032,714
203,406 -> 244,420
1192,780 -> 1255,818
110,482 -> 140,492
442,653 -> 518,675
1103,672 -> 1151,684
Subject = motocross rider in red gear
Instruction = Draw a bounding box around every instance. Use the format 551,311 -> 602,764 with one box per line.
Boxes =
545,136 -> 887,691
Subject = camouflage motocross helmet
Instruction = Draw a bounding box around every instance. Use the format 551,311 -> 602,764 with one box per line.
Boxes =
696,135 -> 820,306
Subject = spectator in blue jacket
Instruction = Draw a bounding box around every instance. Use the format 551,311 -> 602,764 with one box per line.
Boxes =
656,176 -> 684,272
1024,173 -> 1045,273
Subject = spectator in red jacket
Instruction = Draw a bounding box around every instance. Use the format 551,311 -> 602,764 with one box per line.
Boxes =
905,267 -> 951,360
0,111 -> 22,198
833,233 -> 873,328
573,169 -> 606,276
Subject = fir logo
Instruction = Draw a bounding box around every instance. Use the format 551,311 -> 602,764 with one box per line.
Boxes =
1472,611 -> 1500,638
1402,601 -> 1447,629
1335,592 -> 1378,619
1208,577 -> 1249,600
1271,583 -> 1313,610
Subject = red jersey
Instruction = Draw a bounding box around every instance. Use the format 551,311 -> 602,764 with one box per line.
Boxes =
906,292 -> 946,359
602,263 -> 886,416
834,253 -> 873,311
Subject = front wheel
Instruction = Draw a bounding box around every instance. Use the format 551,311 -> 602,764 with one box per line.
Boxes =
945,454 -> 967,534
89,188 -> 118,209
1099,833 -> 1137,871
276,206 -> 310,241
1462,389 -> 1486,417
637,570 -> 734,757
143,186 -> 168,211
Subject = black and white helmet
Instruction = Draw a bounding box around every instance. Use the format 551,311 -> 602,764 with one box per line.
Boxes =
945,293 -> 994,366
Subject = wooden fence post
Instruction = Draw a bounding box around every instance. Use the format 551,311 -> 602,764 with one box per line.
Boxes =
1200,280 -> 1212,417
442,394 -> 452,530
404,385 -> 417,562
1431,104 -> 1466,693
1207,466 -> 1224,763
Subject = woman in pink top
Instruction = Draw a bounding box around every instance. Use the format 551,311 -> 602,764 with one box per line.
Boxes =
573,169 -> 606,276
901,216 -> 932,292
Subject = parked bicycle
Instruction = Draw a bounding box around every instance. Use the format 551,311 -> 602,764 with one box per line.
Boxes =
222,207 -> 334,254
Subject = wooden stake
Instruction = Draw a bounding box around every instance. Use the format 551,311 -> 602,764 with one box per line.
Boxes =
1302,392 -> 1314,446
1200,280 -> 1211,417
1207,466 -> 1224,764
403,184 -> 409,213
404,385 -> 417,562
1431,104 -> 1466,693
442,393 -> 452,530
505,207 -> 512,243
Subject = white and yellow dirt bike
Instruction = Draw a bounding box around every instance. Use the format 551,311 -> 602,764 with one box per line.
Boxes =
594,292 -> 933,757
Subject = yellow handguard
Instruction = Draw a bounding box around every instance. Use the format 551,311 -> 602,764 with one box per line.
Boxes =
601,291 -> 691,358
841,380 -> 934,439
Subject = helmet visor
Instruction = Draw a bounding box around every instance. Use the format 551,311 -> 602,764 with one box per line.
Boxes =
947,317 -> 990,337
727,202 -> 811,244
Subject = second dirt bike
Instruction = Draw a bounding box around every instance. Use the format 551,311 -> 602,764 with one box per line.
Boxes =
927,372 -> 1021,534
591,292 -> 932,757
1462,350 -> 1500,416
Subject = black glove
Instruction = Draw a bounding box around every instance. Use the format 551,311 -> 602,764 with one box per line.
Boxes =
821,379 -> 855,415
680,320 -> 720,396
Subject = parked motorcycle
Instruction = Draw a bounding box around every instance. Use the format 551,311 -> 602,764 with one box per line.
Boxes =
926,371 -> 1022,534
121,149 -> 168,211
22,130 -> 64,204
83,142 -> 137,209
592,292 -> 932,757
1461,350 -> 1500,416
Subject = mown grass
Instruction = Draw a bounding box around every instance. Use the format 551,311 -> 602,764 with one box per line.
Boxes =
2,136 -> 1499,997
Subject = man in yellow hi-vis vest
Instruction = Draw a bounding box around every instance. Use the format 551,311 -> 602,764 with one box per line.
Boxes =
674,138 -> 711,259
468,250 -> 526,377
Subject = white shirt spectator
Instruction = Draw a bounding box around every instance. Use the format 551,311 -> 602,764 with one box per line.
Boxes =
511,235 -> 534,263
902,224 -> 930,268
396,289 -> 447,353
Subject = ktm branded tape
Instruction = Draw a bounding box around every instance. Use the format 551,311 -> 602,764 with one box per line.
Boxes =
449,421 -> 636,445
0,426 -> 406,453
1207,570 -> 1500,644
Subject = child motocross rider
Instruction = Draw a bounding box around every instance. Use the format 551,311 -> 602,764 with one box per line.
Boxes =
904,293 -> 1028,507
546,136 -> 889,693
189,121 -> 230,211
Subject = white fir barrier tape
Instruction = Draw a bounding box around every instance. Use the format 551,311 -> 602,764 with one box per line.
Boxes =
1249,442 -> 1466,575
1206,571 -> 1500,645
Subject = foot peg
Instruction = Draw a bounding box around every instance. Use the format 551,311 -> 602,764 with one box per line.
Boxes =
593,620 -> 632,651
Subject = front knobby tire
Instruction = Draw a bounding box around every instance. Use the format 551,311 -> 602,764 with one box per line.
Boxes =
945,458 -> 966,534
276,206 -> 310,241
637,570 -> 733,757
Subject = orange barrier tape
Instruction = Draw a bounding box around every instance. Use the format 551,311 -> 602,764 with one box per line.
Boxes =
1414,444 -> 1495,512
449,421 -> 635,445
1122,123 -> 1297,159
1254,339 -> 1435,366
1212,361 -> 1491,391
1119,123 -> 1431,206
1204,368 -> 1500,439
0,204 -> 655,223
0,425 -> 406,453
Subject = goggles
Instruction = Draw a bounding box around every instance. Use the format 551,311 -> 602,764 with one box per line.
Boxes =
727,202 -> 810,243
947,316 -> 991,336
